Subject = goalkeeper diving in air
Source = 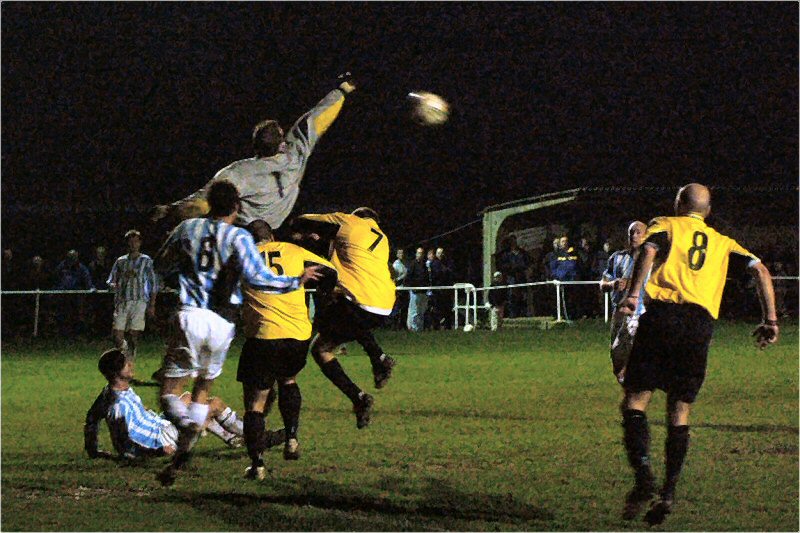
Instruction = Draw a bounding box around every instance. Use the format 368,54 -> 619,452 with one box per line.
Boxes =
151,74 -> 356,229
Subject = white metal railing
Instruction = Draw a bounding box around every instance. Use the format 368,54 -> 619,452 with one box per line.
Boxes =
2,276 -> 798,335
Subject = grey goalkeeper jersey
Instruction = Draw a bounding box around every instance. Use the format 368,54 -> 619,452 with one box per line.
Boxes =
174,88 -> 348,228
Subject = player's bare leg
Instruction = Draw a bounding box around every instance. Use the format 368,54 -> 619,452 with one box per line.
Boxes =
126,330 -> 140,360
157,375 -> 203,487
644,396 -> 692,526
310,334 -> 373,428
621,389 -> 656,520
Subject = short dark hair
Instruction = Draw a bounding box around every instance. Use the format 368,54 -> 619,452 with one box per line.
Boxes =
351,207 -> 380,223
245,219 -> 273,243
98,348 -> 126,380
207,180 -> 241,218
252,120 -> 284,157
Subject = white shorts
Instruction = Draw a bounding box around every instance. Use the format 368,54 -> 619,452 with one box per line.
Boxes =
113,300 -> 148,331
610,314 -> 641,377
159,418 -> 179,450
163,307 -> 236,380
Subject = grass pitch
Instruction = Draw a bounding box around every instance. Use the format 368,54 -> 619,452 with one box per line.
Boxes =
2,320 -> 797,531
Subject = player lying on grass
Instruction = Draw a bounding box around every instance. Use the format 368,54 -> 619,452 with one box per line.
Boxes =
84,348 -> 279,460
239,220 -> 338,479
290,208 -> 397,429
151,75 -> 356,229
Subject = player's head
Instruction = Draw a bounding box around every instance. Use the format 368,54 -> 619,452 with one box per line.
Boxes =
67,249 -> 79,263
252,119 -> 285,158
436,247 -> 445,259
246,219 -> 274,243
98,348 -> 133,382
627,221 -> 646,250
552,238 -> 559,250
415,247 -> 424,260
674,183 -> 711,218
396,249 -> 404,260
124,229 -> 142,253
558,236 -> 569,249
351,207 -> 380,223
426,249 -> 435,260
95,245 -> 107,259
207,180 -> 241,218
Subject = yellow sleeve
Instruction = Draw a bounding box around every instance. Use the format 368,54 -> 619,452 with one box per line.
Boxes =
644,216 -> 670,239
313,93 -> 345,137
302,247 -> 336,271
298,213 -> 347,225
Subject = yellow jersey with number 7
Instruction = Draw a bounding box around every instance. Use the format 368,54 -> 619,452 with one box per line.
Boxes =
643,214 -> 758,319
299,212 -> 396,315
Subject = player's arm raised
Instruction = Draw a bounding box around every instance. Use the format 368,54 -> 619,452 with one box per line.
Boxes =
285,76 -> 356,158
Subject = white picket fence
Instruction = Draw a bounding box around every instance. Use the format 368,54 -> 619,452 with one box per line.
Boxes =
2,277 -> 797,336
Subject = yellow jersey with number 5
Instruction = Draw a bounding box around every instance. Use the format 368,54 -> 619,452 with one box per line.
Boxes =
299,213 -> 396,315
643,214 -> 758,319
243,242 -> 335,340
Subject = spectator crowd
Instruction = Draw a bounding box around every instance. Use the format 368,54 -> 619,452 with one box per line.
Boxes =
1,231 -> 797,338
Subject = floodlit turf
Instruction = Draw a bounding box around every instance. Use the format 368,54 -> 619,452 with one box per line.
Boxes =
2,320 -> 797,531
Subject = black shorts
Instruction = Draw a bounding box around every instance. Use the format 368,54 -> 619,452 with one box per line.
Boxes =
624,300 -> 715,403
314,294 -> 387,346
236,338 -> 310,388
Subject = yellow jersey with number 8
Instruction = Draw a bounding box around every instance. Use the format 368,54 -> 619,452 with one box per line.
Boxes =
644,214 -> 758,319
299,213 -> 396,315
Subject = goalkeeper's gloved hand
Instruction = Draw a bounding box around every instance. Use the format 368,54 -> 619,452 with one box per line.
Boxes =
337,71 -> 356,94
752,320 -> 779,349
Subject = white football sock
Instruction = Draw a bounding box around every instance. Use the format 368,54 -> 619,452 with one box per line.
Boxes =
161,394 -> 192,428
188,402 -> 210,427
206,419 -> 235,442
216,407 -> 243,435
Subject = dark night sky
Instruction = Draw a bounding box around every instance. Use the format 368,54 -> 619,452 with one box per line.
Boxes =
1,2 -> 797,264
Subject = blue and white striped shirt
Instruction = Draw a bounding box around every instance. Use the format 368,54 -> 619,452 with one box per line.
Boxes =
603,249 -> 648,316
156,218 -> 301,310
85,386 -> 170,457
107,254 -> 158,305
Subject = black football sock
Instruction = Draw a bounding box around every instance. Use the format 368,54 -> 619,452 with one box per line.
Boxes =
622,409 -> 654,485
319,358 -> 363,404
243,410 -> 266,462
278,382 -> 302,440
663,425 -> 690,498
356,330 -> 385,368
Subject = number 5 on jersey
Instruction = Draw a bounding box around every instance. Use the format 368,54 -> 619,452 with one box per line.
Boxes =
260,250 -> 284,275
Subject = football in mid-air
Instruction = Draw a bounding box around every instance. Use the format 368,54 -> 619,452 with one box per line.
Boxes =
408,91 -> 450,126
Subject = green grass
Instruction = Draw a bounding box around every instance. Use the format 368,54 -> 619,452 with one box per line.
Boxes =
2,320 -> 797,531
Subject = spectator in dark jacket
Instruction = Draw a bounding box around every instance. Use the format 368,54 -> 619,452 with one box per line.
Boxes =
55,249 -> 94,336
405,247 -> 429,332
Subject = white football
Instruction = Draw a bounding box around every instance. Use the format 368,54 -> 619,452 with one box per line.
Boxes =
408,91 -> 450,126
463,324 -> 474,332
